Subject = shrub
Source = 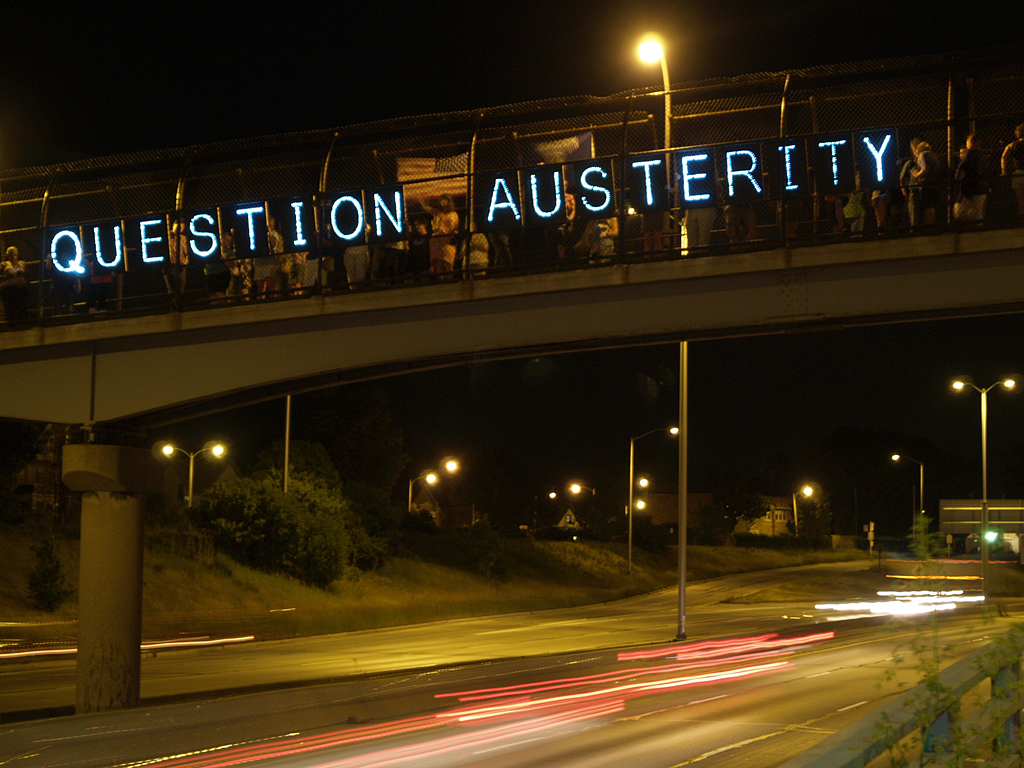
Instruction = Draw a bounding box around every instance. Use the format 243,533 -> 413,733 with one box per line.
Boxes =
27,536 -> 75,611
193,473 -> 355,588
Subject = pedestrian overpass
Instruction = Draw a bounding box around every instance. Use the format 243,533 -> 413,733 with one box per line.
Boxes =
1,226 -> 1022,428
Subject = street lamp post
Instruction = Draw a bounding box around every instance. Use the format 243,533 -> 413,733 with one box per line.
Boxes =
628,426 -> 679,575
639,34 -> 686,641
792,484 -> 814,535
157,441 -> 226,508
952,376 -> 1018,598
408,459 -> 461,515
891,453 -> 924,529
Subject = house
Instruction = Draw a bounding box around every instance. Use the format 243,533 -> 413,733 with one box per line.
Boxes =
641,492 -> 795,536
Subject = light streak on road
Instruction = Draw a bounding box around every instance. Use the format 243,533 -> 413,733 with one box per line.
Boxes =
816,589 -> 985,615
112,630 -> 833,768
0,635 -> 255,660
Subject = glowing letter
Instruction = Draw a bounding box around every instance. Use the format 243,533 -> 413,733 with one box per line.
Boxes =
862,134 -> 892,183
487,177 -> 521,223
139,219 -> 165,263
330,196 -> 364,241
818,140 -> 848,187
93,225 -> 123,269
631,158 -> 662,206
290,201 -> 307,247
529,170 -> 563,218
579,166 -> 612,213
373,191 -> 404,238
725,150 -> 762,197
49,230 -> 85,274
778,144 -> 799,191
235,206 -> 265,252
678,154 -> 711,202
188,213 -> 219,258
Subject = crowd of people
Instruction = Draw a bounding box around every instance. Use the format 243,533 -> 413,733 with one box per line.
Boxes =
3,125 -> 1024,325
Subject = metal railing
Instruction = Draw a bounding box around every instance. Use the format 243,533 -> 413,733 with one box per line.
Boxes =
779,634 -> 1023,768
1,48 -> 1022,330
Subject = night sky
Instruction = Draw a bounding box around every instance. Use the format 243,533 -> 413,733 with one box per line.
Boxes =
3,2 -> 1024,532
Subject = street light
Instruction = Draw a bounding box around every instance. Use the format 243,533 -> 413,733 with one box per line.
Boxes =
569,483 -> 595,497
951,375 -> 1019,598
638,35 -> 671,150
407,459 -> 460,515
156,440 -> 227,508
640,34 -> 686,641
891,453 -> 925,528
792,484 -> 815,535
628,427 -> 679,575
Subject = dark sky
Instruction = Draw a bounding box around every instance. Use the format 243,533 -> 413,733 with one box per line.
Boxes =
5,2 -> 1024,528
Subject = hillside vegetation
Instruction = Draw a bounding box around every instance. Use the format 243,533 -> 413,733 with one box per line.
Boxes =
0,531 -> 865,642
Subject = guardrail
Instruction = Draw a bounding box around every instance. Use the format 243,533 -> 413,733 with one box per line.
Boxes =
778,633 -> 1023,768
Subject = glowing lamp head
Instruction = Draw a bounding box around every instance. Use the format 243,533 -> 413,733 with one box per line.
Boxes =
425,473 -> 438,485
638,39 -> 664,64
638,477 -> 649,488
444,459 -> 460,474
636,499 -> 646,510
210,444 -> 225,458
570,483 -> 582,495
985,530 -> 999,543
161,444 -> 175,457
801,485 -> 814,497
669,427 -> 679,435
891,453 -> 901,462
952,380 -> 966,391
1003,378 -> 1017,390
549,491 -> 557,499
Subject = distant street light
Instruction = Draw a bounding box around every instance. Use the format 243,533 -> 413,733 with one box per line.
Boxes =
628,427 -> 679,575
156,440 -> 227,508
792,484 -> 815,535
408,459 -> 460,515
951,375 -> 1019,598
569,483 -> 595,497
891,453 -> 924,529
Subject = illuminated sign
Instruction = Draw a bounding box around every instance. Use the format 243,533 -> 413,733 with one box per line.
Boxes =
46,127 -> 903,276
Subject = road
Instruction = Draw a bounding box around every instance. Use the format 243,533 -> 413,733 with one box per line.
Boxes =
0,560 -> 876,716
0,560 -> 1010,768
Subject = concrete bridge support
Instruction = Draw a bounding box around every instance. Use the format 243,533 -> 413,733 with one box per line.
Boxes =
62,444 -> 162,714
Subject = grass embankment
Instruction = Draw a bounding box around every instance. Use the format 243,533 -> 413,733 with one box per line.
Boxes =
0,531 -> 867,641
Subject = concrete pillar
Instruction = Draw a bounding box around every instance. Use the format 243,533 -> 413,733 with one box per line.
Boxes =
76,491 -> 144,713
63,444 -> 162,715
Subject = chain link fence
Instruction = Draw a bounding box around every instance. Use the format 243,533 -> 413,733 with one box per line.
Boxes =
2,48 -> 1022,328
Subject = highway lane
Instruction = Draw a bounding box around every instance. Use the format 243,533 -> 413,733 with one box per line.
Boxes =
1,615 -> 1010,768
0,560 -> 879,715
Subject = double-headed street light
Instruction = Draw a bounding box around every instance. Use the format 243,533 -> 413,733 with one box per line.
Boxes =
156,440 -> 227,508
891,453 -> 924,528
952,375 -> 1018,598
408,459 -> 460,514
628,426 -> 679,574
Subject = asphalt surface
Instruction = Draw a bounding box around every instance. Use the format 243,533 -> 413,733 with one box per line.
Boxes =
2,560 -> 1011,768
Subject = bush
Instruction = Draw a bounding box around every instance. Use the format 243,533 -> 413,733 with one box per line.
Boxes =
193,473 -> 356,588
733,532 -> 828,550
27,536 -> 75,611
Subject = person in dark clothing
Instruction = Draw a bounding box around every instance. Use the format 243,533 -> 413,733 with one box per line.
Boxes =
954,134 -> 989,222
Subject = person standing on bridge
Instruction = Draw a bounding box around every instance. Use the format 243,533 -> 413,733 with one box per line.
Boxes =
424,194 -> 459,275
1001,123 -> 1024,219
1,246 -> 30,325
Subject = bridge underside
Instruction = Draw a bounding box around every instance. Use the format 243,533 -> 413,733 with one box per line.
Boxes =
1,228 -> 1022,427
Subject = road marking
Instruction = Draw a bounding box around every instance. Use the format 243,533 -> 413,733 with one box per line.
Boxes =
688,694 -> 728,706
838,700 -> 868,712
805,671 -> 831,678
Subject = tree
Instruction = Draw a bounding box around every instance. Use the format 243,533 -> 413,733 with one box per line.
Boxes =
0,419 -> 42,525
251,439 -> 340,485
27,536 -> 75,611
795,490 -> 832,545
193,471 -> 358,588
299,385 -> 408,490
